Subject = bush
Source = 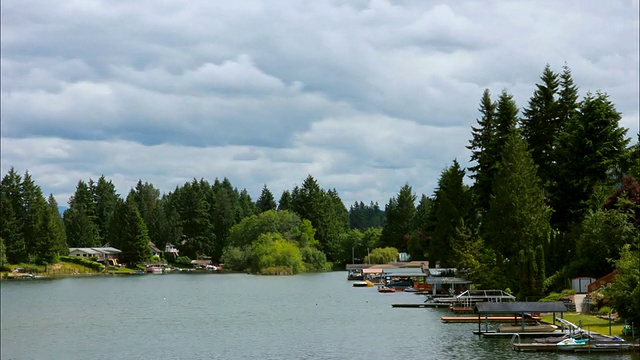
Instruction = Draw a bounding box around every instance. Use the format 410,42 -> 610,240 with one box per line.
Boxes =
59,256 -> 105,272
599,306 -> 613,316
175,256 -> 192,265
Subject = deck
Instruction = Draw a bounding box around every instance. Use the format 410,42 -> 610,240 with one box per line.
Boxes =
512,342 -> 640,353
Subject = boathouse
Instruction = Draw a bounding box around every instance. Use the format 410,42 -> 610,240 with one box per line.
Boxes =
474,302 -> 567,335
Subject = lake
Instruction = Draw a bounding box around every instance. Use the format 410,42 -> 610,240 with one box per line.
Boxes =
1,271 -> 636,360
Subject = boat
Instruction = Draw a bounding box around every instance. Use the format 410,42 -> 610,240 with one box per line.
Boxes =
353,280 -> 374,287
378,286 -> 396,293
146,266 -> 163,274
556,337 -> 590,350
403,287 -> 418,292
498,321 -> 558,333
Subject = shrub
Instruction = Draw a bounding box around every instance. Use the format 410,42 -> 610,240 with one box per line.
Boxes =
599,306 -> 613,316
59,256 -> 105,272
175,256 -> 192,265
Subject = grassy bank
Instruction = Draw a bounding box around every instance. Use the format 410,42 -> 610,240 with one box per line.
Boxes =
541,312 -> 626,336
1,262 -> 99,279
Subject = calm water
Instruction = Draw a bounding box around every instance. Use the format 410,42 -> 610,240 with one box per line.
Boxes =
1,271 -> 637,360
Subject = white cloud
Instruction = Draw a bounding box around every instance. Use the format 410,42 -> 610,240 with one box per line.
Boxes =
1,0 -> 638,209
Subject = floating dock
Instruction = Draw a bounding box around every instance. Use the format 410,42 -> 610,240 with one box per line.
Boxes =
392,303 -> 450,308
512,343 -> 640,352
473,331 -> 568,338
441,316 -> 540,323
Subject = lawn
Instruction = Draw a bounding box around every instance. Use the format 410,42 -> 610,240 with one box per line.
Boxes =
541,312 -> 626,336
105,266 -> 139,274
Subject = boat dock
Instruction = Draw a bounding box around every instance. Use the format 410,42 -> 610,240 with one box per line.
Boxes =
512,343 -> 640,352
442,316 -> 540,323
473,330 -> 568,338
392,302 -> 450,308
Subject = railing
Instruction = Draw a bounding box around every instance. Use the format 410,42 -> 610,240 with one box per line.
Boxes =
510,333 -> 521,350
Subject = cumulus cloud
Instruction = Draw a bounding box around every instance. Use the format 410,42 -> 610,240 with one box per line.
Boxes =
1,0 -> 638,207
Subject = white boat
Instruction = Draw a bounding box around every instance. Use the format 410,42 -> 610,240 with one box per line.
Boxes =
146,266 -> 163,274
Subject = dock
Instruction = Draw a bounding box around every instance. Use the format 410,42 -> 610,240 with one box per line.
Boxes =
512,343 -> 640,352
392,303 -> 450,308
442,316 -> 540,323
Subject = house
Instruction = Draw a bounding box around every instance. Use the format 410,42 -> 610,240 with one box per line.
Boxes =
165,243 -> 180,257
149,242 -> 162,258
68,247 -> 122,262
191,259 -> 212,268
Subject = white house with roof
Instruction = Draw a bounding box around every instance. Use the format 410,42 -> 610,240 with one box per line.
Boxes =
165,243 -> 179,257
69,247 -> 122,261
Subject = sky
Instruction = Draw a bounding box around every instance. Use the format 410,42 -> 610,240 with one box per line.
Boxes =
1,0 -> 639,209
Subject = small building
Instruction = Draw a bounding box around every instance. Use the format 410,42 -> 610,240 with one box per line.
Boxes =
571,277 -> 596,294
191,259 -> 212,268
68,247 -> 122,262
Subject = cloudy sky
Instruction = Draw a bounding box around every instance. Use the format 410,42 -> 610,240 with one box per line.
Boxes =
1,0 -> 639,209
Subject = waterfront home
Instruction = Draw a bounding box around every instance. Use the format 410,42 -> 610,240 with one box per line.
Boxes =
149,242 -> 163,258
165,243 -> 180,258
68,247 -> 122,262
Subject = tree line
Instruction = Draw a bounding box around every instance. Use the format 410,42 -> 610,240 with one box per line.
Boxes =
0,63 -> 638,320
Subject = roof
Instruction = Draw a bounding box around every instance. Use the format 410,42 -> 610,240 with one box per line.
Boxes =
426,277 -> 471,284
384,271 -> 429,277
149,242 -> 162,253
474,302 -> 567,314
68,247 -> 122,254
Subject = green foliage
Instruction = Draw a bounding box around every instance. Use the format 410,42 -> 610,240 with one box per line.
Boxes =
256,184 -> 277,213
349,201 -> 385,230
60,256 -> 105,272
605,240 -> 640,323
544,267 -> 571,293
552,91 -> 629,229
301,247 -> 329,271
0,237 -> 8,271
109,196 -> 153,265
598,306 -> 613,316
571,208 -> 637,278
467,89 -> 497,213
380,183 -> 416,251
429,161 -> 470,267
521,64 -> 561,189
539,289 -> 576,302
220,245 -> 250,271
364,247 -> 398,264
175,256 -> 192,265
250,233 -> 304,275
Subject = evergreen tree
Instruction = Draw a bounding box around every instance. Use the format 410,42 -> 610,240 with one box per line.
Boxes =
21,171 -> 48,262
483,134 -> 551,294
64,180 -> 100,247
46,194 -> 68,257
277,190 -> 292,211
0,168 -> 26,263
255,184 -> 277,213
521,64 -> 560,187
467,89 -> 497,213
552,91 -> 629,229
429,161 -> 470,267
93,176 -> 119,245
556,63 -> 580,132
116,195 -> 153,264
211,178 -> 239,261
129,180 -> 166,245
380,183 -> 416,251
238,189 -> 256,219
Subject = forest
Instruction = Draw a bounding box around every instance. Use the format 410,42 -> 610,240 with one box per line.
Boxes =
1,64 -> 638,322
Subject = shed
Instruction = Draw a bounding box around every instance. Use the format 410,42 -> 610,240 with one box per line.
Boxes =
571,277 -> 595,294
474,302 -> 567,334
